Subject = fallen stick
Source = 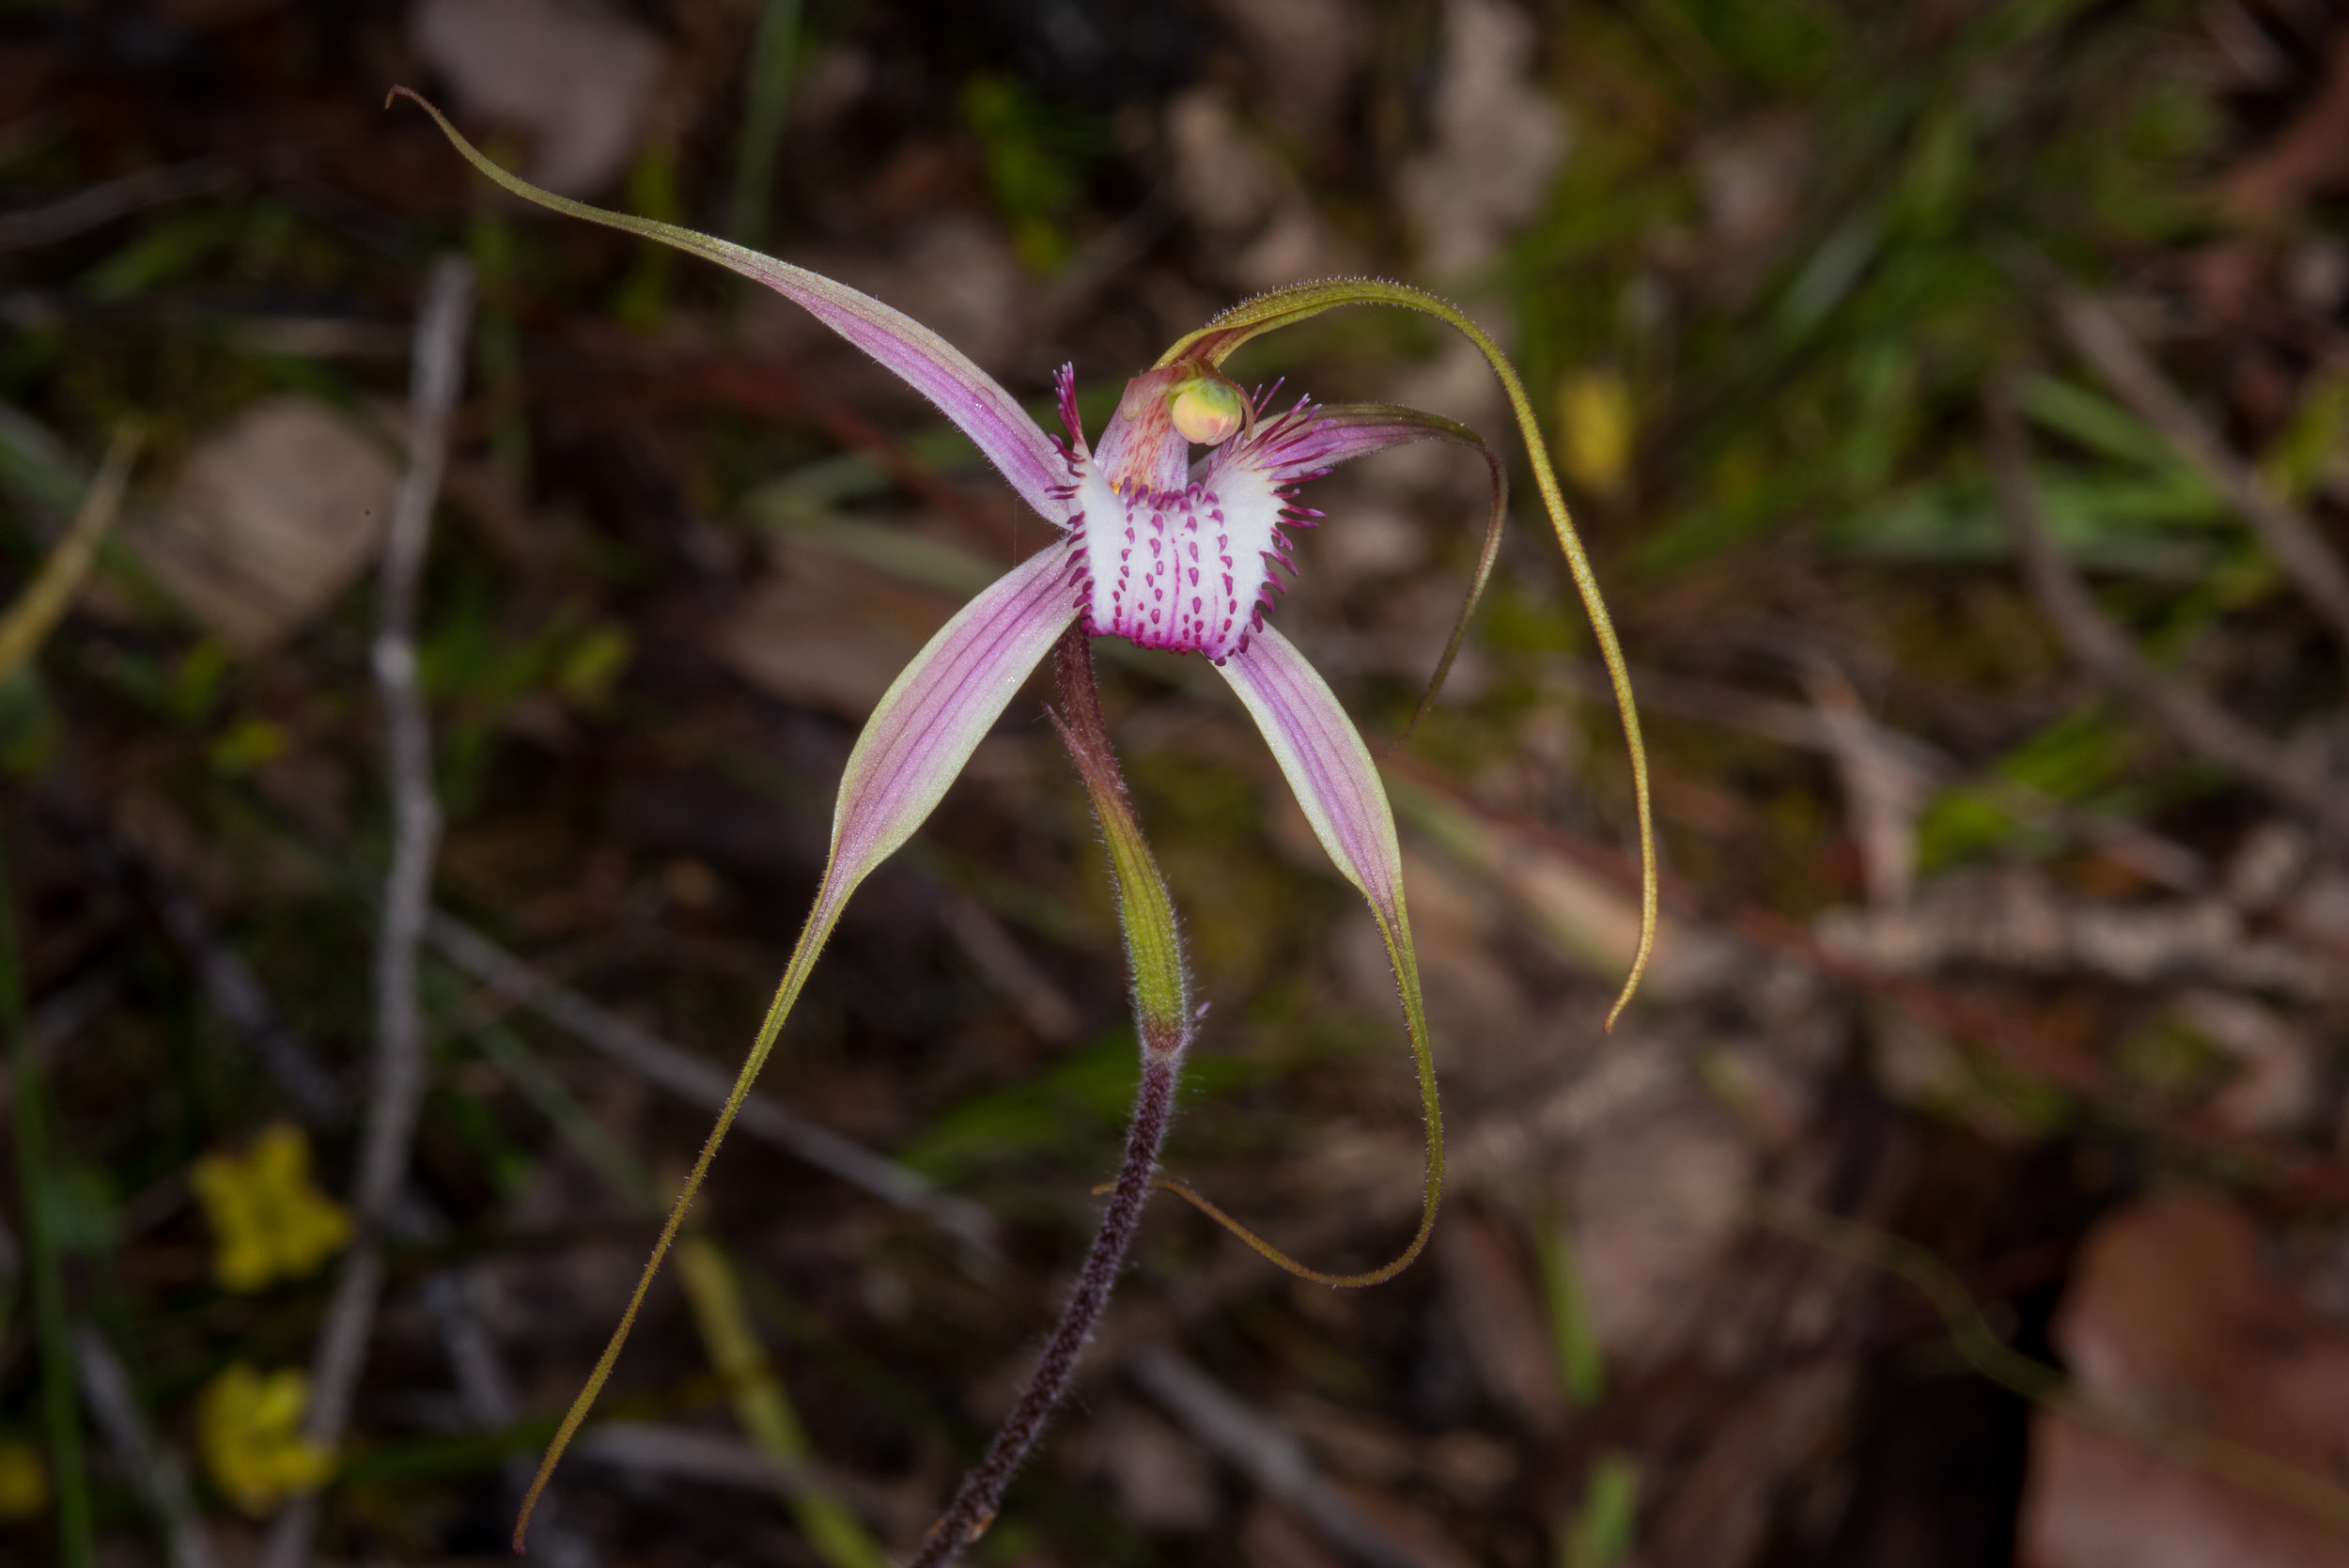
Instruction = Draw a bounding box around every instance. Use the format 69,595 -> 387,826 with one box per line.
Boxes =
425,908 -> 1000,1258
2048,286 -> 2349,651
1984,374 -> 2349,839
261,252 -> 473,1568
72,1327 -> 220,1568
1130,1345 -> 1461,1568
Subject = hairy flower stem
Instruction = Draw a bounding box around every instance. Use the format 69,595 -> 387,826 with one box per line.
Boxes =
909,1054 -> 1176,1567
910,632 -> 1188,1567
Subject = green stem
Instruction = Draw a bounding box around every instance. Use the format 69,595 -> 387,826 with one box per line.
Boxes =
908,630 -> 1190,1566
1,833 -> 94,1568
1045,632 -> 1187,1054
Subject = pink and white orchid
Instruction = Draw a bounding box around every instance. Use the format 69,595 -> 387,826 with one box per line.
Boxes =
394,87 -> 1655,1555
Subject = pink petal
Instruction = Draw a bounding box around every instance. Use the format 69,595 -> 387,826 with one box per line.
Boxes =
1257,401 -> 1490,474
825,540 -> 1084,895
1217,626 -> 1405,931
397,89 -> 1072,525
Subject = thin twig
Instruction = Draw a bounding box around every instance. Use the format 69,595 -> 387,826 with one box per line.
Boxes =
84,817 -> 587,1558
0,160 -> 241,253
145,861 -> 345,1127
1128,1345 -> 1458,1568
934,886 -> 1081,1043
1550,657 -> 2209,892
262,253 -> 473,1568
575,1422 -> 917,1531
422,1266 -> 600,1568
71,1326 -> 221,1568
1797,654 -> 1928,908
2047,285 -> 2349,650
0,964 -> 122,1124
424,908 -> 1001,1257
1983,374 -> 2349,839
62,815 -> 343,1123
1406,757 -> 2349,1204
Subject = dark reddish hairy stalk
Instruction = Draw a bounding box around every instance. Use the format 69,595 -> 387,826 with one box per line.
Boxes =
909,1053 -> 1178,1565
910,631 -> 1188,1566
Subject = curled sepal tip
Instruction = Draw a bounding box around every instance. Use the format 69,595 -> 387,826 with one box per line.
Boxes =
1300,403 -> 1507,747
389,86 -> 1072,527
1207,627 -> 1440,1286
1159,277 -> 1656,1028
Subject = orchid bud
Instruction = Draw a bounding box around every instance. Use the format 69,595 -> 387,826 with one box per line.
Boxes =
1167,373 -> 1246,444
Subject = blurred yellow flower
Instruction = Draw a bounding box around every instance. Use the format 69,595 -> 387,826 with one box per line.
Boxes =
190,1123 -> 353,1292
196,1364 -> 333,1516
1555,369 -> 1636,498
0,1439 -> 48,1520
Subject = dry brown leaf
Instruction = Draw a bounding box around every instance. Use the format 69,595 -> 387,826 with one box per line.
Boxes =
2217,27 -> 2349,231
132,395 -> 397,653
1342,846 -> 1534,1048
1816,867 -> 2322,998
2020,1192 -> 2349,1568
1304,498 -> 1424,587
1329,1481 -> 1482,1568
1437,1206 -> 1567,1436
1640,1362 -> 1854,1568
1239,1503 -> 1349,1568
1275,1395 -> 1418,1484
1089,1400 -> 1221,1534
809,219 -> 1027,375
710,543 -> 958,718
411,0 -> 664,198
1569,1102 -> 1755,1372
1405,792 -> 1743,1003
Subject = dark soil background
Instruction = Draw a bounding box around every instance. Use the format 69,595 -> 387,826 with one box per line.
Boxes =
5,2 -> 2349,1565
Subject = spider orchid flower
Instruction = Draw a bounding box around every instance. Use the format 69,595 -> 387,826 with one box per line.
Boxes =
394,88 -> 1655,1537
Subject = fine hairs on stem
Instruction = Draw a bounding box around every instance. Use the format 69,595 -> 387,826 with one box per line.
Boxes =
909,631 -> 1190,1567
910,1053 -> 1179,1566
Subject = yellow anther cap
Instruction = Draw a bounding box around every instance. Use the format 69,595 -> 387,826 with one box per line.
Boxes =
1167,375 -> 1246,444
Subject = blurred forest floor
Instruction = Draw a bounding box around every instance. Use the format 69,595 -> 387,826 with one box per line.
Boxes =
6,1 -> 2349,1565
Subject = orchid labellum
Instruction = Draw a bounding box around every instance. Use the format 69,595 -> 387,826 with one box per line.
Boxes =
392,88 -> 1654,1560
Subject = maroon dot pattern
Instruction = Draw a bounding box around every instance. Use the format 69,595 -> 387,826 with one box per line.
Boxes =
1066,390 -> 1335,662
